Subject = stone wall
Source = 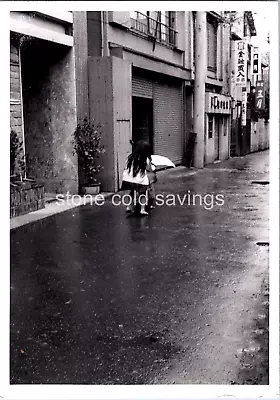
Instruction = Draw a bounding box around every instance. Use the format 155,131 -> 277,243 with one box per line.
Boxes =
10,183 -> 45,218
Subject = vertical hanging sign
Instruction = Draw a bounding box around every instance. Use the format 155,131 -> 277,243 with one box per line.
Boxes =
241,88 -> 247,126
235,40 -> 247,88
252,47 -> 260,76
255,80 -> 265,110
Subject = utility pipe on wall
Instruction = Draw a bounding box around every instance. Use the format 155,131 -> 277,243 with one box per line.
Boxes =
193,11 -> 207,168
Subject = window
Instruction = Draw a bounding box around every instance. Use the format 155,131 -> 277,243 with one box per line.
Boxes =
207,17 -> 217,72
208,115 -> 213,138
130,11 -> 177,46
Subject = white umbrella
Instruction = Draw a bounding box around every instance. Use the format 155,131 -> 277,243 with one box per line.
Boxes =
151,155 -> 176,168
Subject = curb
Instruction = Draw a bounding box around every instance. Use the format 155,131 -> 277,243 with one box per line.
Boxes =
10,192 -> 114,230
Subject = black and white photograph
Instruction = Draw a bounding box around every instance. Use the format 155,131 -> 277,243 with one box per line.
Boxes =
2,1 -> 279,399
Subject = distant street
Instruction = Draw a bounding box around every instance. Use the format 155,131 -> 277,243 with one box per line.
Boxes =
10,151 -> 269,384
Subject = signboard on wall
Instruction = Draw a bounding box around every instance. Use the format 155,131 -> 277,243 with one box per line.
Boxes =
241,89 -> 247,126
235,40 -> 248,88
252,47 -> 260,76
205,93 -> 232,115
255,80 -> 265,110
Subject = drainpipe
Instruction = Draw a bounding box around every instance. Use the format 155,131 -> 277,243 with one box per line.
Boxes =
193,11 -> 207,168
100,11 -> 104,56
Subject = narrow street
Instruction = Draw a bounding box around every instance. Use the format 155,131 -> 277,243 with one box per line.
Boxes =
10,151 -> 269,385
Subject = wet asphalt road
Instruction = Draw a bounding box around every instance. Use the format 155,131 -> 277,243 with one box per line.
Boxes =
10,151 -> 269,384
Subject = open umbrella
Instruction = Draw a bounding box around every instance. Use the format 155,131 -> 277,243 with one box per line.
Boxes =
151,155 -> 176,168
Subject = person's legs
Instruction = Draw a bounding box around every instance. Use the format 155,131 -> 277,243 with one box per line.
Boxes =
139,188 -> 148,215
126,190 -> 134,212
148,183 -> 156,209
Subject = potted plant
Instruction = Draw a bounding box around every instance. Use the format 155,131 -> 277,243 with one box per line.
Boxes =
72,117 -> 106,195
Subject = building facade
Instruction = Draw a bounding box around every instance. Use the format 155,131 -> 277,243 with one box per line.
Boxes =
10,11 -> 234,195
229,11 -> 269,156
10,11 -> 79,194
76,11 -> 232,192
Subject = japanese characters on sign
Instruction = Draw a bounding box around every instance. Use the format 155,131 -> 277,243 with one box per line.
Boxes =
236,40 -> 247,88
241,89 -> 247,126
255,80 -> 265,110
252,48 -> 260,76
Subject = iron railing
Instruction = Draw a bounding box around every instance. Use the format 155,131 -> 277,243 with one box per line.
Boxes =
130,11 -> 177,47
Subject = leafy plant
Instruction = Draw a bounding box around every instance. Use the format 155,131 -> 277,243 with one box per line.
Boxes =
10,129 -> 25,179
72,117 -> 106,184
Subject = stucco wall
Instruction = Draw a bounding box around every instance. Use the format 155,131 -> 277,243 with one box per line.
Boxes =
10,37 -> 24,144
250,119 -> 270,152
21,39 -> 78,194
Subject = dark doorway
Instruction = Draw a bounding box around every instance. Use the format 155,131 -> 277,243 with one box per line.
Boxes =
214,116 -> 220,161
132,97 -> 153,151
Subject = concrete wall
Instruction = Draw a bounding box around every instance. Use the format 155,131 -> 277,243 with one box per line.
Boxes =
221,23 -> 231,95
87,11 -> 102,57
88,56 -> 132,192
88,57 -> 115,192
21,39 -> 78,194
106,12 -> 188,73
250,119 -> 270,153
10,36 -> 24,144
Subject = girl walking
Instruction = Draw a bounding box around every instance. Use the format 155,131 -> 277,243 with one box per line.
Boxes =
121,141 -> 151,215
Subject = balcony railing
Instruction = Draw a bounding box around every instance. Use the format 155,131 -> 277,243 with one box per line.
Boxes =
130,12 -> 177,47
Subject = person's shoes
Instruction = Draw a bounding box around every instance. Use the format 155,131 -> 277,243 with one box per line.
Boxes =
140,210 -> 148,215
126,206 -> 133,213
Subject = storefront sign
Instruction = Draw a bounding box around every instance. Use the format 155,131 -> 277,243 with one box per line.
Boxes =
252,47 -> 260,76
241,89 -> 247,126
235,40 -> 247,88
205,93 -> 231,115
255,80 -> 265,110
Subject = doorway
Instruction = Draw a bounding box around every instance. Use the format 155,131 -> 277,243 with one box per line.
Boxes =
214,116 -> 220,161
132,97 -> 154,151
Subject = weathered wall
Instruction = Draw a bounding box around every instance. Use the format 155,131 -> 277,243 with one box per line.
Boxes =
87,11 -> 102,57
88,56 -> 132,192
106,12 -> 186,73
88,57 -> 115,192
10,35 -> 24,144
21,39 -> 78,194
250,119 -> 270,153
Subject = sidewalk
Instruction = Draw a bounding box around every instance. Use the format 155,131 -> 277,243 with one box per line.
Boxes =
10,166 -> 196,230
10,192 -> 114,230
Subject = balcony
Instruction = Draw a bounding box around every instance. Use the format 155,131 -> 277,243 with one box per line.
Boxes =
130,12 -> 177,48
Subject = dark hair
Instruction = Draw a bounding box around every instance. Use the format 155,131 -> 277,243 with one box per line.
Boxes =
127,141 -> 151,177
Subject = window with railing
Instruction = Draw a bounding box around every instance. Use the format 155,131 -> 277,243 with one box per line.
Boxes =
130,11 -> 177,47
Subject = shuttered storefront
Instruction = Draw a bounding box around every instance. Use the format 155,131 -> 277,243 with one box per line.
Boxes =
132,74 -> 184,164
132,75 -> 153,98
153,81 -> 183,164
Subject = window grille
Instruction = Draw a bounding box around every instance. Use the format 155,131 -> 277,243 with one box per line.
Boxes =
130,11 -> 177,47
